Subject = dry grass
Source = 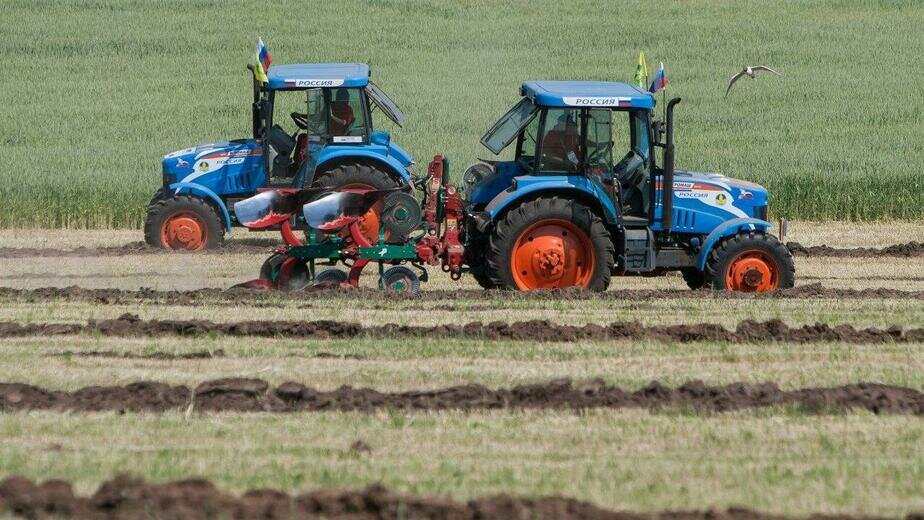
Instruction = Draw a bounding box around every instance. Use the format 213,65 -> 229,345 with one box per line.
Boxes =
1,411 -> 922,516
1,335 -> 922,392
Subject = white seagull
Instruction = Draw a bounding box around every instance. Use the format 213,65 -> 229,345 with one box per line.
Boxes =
725,66 -> 783,97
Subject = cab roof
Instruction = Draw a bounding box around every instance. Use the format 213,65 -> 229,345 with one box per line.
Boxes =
267,63 -> 370,90
521,80 -> 654,110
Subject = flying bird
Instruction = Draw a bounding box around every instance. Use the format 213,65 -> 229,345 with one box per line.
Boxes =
725,66 -> 783,97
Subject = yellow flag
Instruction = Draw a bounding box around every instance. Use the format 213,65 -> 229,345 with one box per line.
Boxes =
634,52 -> 648,89
253,38 -> 270,84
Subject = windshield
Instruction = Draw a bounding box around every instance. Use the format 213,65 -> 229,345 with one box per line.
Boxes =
481,98 -> 538,155
365,82 -> 405,127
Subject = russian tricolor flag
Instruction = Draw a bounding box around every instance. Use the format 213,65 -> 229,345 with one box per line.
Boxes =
253,38 -> 272,84
649,62 -> 668,93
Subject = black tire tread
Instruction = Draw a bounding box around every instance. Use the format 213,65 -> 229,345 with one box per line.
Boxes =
704,231 -> 795,290
143,195 -> 224,250
485,197 -> 615,292
313,162 -> 399,190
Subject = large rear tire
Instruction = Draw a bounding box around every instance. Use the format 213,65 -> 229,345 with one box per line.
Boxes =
464,221 -> 495,289
144,195 -> 224,251
485,197 -> 614,291
705,231 -> 795,292
313,162 -> 400,243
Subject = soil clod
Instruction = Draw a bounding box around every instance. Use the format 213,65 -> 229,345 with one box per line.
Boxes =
2,316 -> 922,344
0,474 -> 916,519
1,378 -> 921,416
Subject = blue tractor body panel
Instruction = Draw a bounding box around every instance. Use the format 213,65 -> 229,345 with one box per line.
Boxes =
303,132 -> 414,186
694,218 -> 771,270
651,170 -> 769,234
482,173 -> 620,224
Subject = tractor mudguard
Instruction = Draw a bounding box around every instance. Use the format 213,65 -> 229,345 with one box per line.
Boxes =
696,217 -> 771,270
314,147 -> 412,186
168,182 -> 232,231
484,175 -> 620,224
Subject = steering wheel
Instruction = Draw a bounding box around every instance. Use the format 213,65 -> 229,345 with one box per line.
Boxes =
586,141 -> 615,166
290,112 -> 309,130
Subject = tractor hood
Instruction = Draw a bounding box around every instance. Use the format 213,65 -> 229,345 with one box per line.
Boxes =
161,139 -> 264,185
669,170 -> 768,222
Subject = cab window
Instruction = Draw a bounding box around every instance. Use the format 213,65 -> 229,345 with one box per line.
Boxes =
515,114 -> 540,171
630,111 -> 650,159
538,108 -> 582,172
328,88 -> 367,141
584,109 -> 614,172
305,89 -> 328,135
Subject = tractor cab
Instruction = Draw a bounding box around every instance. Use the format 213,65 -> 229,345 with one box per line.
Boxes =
463,80 -> 790,293
469,81 -> 658,224
253,63 -> 408,188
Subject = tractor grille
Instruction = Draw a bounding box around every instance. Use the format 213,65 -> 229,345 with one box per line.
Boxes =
672,209 -> 696,231
755,205 -> 768,221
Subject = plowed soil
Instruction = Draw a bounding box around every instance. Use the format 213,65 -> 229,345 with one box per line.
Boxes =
1,314 -> 921,344
2,283 -> 923,308
4,475 -> 915,520
1,240 -> 921,258
50,349 -> 224,360
1,377 -> 922,415
787,241 -> 924,258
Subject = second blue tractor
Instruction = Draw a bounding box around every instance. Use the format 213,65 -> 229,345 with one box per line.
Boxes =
145,62 -> 413,250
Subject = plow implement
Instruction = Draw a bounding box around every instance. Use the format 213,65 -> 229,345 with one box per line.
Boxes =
234,156 -> 464,295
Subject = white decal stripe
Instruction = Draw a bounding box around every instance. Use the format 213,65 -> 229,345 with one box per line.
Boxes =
561,96 -> 631,107
284,78 -> 345,87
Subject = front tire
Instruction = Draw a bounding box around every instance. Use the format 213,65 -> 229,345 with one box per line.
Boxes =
705,231 -> 795,292
144,195 -> 224,251
485,197 -> 614,291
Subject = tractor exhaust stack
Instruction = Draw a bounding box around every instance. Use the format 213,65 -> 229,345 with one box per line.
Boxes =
661,97 -> 682,233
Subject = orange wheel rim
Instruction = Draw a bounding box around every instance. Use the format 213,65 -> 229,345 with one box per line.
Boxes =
511,219 -> 595,290
341,183 -> 383,244
160,212 -> 206,251
724,249 -> 779,292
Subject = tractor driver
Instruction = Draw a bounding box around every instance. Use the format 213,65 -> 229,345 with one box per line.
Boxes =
328,89 -> 355,136
541,112 -> 581,172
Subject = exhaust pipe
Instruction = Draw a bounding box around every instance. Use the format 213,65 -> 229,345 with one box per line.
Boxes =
661,97 -> 682,232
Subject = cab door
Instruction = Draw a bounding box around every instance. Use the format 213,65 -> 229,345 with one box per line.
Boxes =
582,108 -> 617,204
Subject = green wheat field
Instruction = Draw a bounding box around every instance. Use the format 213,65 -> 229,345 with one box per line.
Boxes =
2,0 -> 923,228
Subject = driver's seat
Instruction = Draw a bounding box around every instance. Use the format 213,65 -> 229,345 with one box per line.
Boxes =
266,124 -> 296,178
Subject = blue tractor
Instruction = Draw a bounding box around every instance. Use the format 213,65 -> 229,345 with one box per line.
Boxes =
145,63 -> 412,250
462,81 -> 794,292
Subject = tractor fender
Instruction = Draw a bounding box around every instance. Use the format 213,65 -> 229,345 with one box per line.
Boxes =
696,217 -> 771,270
484,175 -> 620,225
314,148 -> 412,185
168,182 -> 232,231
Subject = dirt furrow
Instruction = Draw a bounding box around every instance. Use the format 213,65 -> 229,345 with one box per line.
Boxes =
4,475 -> 917,520
786,241 -> 924,258
0,315 -> 921,344
1,378 -> 922,415
50,349 -> 224,360
2,283 -> 923,307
